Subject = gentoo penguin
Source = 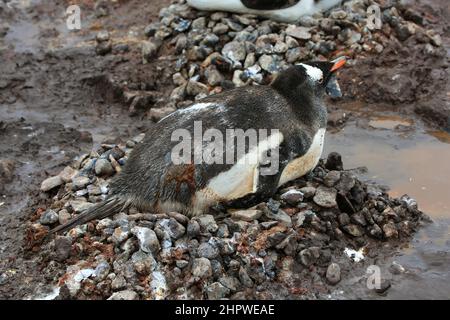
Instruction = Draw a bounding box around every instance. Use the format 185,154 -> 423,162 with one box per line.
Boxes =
50,57 -> 346,234
186,0 -> 343,23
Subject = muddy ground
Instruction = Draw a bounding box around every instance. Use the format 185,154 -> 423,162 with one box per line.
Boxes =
0,0 -> 448,299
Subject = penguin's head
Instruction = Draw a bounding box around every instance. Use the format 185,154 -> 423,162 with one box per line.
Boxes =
299,56 -> 346,98
271,56 -> 347,99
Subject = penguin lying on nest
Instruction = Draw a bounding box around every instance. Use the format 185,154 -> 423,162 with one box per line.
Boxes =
50,57 -> 346,235
186,0 -> 343,23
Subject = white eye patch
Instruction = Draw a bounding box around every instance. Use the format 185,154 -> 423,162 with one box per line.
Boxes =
298,63 -> 323,82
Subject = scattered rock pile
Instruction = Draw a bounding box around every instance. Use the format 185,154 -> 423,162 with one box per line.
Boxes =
133,0 -> 442,120
30,138 -> 428,300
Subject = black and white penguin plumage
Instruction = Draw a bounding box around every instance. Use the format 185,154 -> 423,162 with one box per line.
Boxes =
50,57 -> 346,234
187,0 -> 343,23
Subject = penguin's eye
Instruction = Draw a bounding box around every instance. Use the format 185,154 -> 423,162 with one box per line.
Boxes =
317,77 -> 324,84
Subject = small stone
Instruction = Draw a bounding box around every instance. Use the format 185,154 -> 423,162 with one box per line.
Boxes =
326,263 -> 341,285
159,218 -> 186,240
213,23 -> 229,35
176,260 -> 189,269
191,17 -> 206,30
58,209 -> 71,225
70,200 -> 95,214
72,176 -> 90,190
107,290 -> 138,300
374,279 -> 391,294
54,236 -> 72,262
59,166 -> 77,183
351,212 -> 367,227
95,159 -> 114,176
111,226 -> 130,244
299,186 -> 316,198
205,66 -> 224,87
40,209 -> 59,225
330,10 -> 347,19
313,186 -> 337,208
382,222 -> 398,238
258,54 -> 278,73
96,30 -> 110,42
131,250 -> 156,275
389,261 -> 405,275
187,220 -> 201,237
285,36 -> 299,48
325,152 -> 343,171
198,242 -> 219,259
132,227 -> 160,254
298,247 -> 320,266
111,275 -> 126,290
238,267 -> 254,288
280,189 -> 304,205
206,282 -> 230,299
94,262 -> 110,281
222,41 -> 246,66
192,258 -> 212,279
96,41 -> 112,55
285,47 -> 308,63
286,25 -> 311,40
142,40 -> 161,63
343,224 -> 364,237
231,209 -> 262,222
196,215 -> 218,233
338,213 -> 350,226
186,80 -> 209,96
324,171 -> 341,187
219,275 -> 241,292
41,176 -> 63,192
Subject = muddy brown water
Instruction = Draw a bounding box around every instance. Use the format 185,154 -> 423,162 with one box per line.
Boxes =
324,108 -> 450,299
0,0 -> 449,299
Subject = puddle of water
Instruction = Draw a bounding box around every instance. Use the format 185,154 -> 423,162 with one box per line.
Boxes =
325,118 -> 450,299
368,115 -> 414,130
325,122 -> 450,218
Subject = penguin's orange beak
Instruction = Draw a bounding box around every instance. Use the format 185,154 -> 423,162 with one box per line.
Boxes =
330,56 -> 347,73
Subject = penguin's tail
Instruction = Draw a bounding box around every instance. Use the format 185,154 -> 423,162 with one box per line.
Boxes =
48,196 -> 129,235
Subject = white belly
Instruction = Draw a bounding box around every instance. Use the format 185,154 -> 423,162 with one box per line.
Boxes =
192,131 -> 284,215
187,0 -> 342,23
277,128 -> 326,187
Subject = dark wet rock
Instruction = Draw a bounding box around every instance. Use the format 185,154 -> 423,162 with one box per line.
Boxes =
351,211 -> 367,227
389,261 -> 406,275
325,152 -> 343,171
368,223 -> 383,239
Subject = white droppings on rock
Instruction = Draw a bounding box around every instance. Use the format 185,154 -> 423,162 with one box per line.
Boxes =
344,247 -> 365,262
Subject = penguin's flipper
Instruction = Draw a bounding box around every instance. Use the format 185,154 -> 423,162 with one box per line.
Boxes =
48,196 -> 129,235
